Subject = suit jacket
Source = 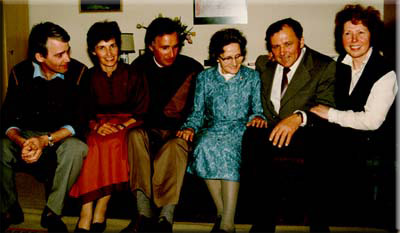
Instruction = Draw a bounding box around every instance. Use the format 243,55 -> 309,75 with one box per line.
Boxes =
256,46 -> 336,126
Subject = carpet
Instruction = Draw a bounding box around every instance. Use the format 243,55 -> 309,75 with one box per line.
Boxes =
6,228 -> 46,233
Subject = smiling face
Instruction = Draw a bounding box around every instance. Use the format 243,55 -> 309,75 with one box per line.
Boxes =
270,25 -> 304,68
149,32 -> 179,67
93,38 -> 119,72
342,21 -> 371,63
217,43 -> 243,75
35,38 -> 71,77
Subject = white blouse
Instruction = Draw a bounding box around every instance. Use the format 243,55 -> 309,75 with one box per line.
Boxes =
328,48 -> 398,130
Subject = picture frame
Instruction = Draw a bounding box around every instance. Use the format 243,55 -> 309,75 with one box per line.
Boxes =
193,0 -> 247,24
80,0 -> 121,13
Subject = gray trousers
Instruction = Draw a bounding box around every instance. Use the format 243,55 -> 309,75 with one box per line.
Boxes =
1,130 -> 87,215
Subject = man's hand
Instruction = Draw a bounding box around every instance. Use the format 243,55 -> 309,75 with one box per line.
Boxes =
246,116 -> 268,128
96,122 -> 120,136
176,128 -> 195,142
21,136 -> 47,163
310,104 -> 330,120
269,113 -> 302,148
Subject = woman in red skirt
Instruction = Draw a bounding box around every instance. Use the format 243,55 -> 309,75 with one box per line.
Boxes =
70,21 -> 149,232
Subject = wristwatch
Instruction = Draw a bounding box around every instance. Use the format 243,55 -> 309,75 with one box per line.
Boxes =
47,134 -> 54,147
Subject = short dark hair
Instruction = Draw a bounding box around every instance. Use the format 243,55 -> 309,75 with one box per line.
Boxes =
144,17 -> 183,52
265,18 -> 303,52
208,28 -> 247,65
87,21 -> 121,64
28,22 -> 70,61
334,4 -> 383,55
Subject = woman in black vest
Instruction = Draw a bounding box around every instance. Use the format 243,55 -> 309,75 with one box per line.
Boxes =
310,4 -> 397,229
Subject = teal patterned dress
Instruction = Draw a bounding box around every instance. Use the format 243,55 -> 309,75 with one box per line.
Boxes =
182,65 -> 265,181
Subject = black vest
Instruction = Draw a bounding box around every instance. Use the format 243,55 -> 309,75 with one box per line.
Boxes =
334,51 -> 396,153
335,51 -> 393,113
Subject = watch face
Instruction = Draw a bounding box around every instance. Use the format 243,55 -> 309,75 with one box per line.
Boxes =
48,134 -> 54,146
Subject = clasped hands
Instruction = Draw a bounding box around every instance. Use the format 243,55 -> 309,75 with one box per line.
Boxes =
96,122 -> 127,136
176,117 -> 267,142
21,135 -> 48,164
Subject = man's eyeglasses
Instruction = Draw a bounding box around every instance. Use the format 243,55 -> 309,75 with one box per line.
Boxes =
219,54 -> 243,63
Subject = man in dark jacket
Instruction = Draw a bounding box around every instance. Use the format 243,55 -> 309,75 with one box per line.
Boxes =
0,22 -> 89,232
243,18 -> 335,233
121,17 -> 203,233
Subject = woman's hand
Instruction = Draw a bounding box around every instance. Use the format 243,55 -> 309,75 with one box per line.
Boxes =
176,128 -> 195,142
310,104 -> 330,120
246,116 -> 267,128
118,118 -> 137,130
96,122 -> 119,136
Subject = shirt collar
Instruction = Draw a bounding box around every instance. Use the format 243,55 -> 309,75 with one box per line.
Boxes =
342,47 -> 373,70
153,56 -> 164,68
217,63 -> 237,80
32,62 -> 65,80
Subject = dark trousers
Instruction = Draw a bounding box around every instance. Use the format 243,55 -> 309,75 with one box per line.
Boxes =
241,126 -> 331,228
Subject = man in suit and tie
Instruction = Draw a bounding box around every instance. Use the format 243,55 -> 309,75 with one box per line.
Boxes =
242,18 -> 335,232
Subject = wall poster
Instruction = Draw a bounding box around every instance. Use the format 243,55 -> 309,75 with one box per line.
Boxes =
193,0 -> 248,24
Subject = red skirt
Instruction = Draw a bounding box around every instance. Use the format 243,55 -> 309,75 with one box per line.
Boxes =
69,114 -> 137,204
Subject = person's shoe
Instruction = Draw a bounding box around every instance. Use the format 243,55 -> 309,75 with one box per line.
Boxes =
40,207 -> 68,233
74,226 -> 90,232
74,218 -> 90,232
249,223 -> 275,233
155,216 -> 172,232
210,216 -> 222,233
0,202 -> 24,232
120,215 -> 154,233
91,220 -> 107,232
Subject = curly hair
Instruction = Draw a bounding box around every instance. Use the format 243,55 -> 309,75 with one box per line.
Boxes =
208,28 -> 247,66
334,4 -> 383,55
86,21 -> 121,65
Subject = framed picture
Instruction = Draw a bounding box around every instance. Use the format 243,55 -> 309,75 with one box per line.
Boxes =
193,0 -> 247,24
80,0 -> 121,13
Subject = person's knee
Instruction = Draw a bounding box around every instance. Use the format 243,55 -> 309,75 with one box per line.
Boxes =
159,138 -> 190,164
128,128 -> 146,141
165,137 -> 189,150
0,137 -> 18,164
57,137 -> 88,164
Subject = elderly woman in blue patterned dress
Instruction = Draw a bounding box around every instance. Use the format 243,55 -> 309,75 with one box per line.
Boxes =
177,28 -> 267,233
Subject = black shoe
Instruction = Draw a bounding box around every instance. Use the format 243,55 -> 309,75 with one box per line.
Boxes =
74,218 -> 90,232
40,207 -> 68,232
74,227 -> 90,232
91,220 -> 107,232
120,215 -> 154,233
210,216 -> 221,233
155,217 -> 172,232
249,223 -> 275,233
0,202 -> 24,232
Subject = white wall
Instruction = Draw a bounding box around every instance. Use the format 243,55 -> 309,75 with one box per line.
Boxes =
28,0 -> 384,67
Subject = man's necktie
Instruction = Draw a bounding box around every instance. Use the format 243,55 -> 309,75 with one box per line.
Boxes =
281,67 -> 290,96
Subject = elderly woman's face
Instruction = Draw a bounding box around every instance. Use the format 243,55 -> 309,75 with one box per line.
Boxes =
217,43 -> 243,75
93,38 -> 119,70
342,21 -> 371,61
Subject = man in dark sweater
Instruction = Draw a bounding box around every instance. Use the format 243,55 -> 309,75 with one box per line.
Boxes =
121,17 -> 203,233
0,22 -> 89,232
